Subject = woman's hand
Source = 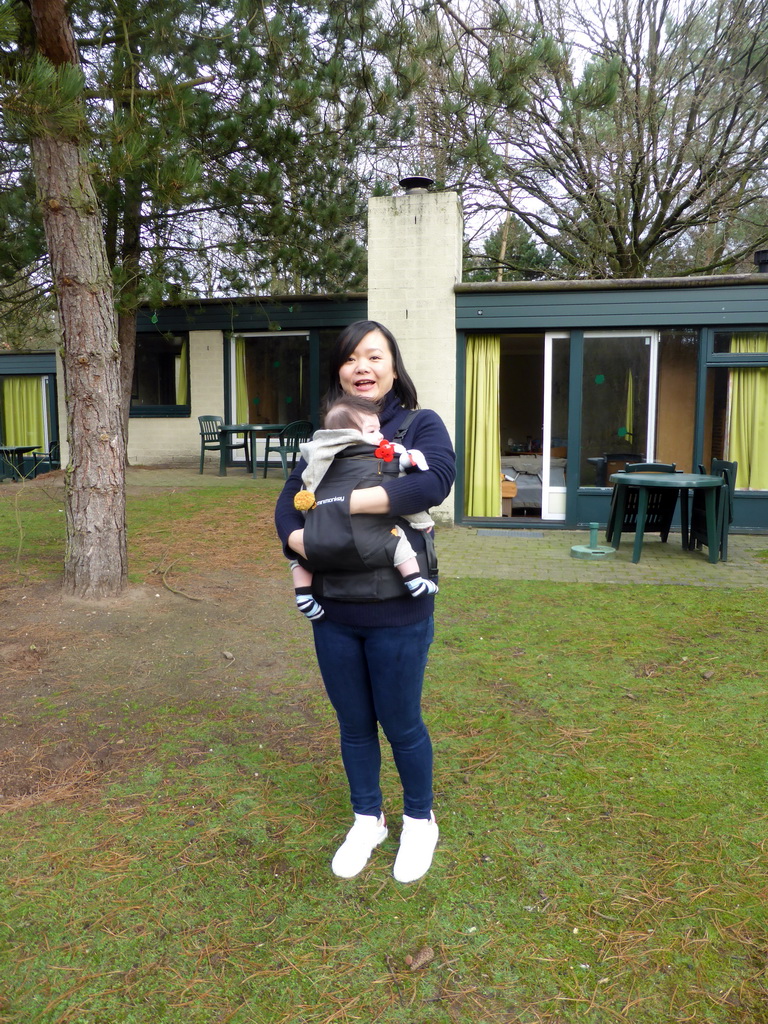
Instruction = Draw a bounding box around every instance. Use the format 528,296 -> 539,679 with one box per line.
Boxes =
287,529 -> 307,558
349,485 -> 391,515
352,485 -> 393,516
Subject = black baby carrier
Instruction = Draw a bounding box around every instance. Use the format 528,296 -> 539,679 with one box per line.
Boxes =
300,413 -> 438,602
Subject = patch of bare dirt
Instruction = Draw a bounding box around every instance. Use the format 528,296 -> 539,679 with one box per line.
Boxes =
0,565 -> 325,811
0,477 -> 339,811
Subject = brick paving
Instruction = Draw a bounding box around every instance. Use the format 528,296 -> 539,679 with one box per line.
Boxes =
436,524 -> 768,588
125,465 -> 768,589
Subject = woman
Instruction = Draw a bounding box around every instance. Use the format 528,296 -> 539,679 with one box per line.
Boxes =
274,320 -> 455,883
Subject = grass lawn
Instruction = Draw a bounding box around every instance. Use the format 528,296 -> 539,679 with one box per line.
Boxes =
1,482 -> 766,1023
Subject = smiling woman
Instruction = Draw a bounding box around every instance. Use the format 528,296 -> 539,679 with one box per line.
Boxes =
326,321 -> 418,409
274,319 -> 456,885
338,329 -> 397,400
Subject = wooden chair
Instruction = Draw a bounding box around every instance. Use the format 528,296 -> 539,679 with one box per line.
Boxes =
689,460 -> 737,561
605,462 -> 678,545
198,415 -> 248,474
262,420 -> 313,479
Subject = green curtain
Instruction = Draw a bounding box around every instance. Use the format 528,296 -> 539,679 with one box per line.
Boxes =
176,338 -> 189,405
1,376 -> 45,449
465,333 -> 501,516
235,336 -> 249,423
729,334 -> 768,490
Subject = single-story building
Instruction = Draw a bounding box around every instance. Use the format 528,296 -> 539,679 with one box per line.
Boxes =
0,350 -> 60,479
2,188 -> 767,533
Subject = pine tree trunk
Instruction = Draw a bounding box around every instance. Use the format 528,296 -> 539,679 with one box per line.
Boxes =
118,309 -> 137,462
29,0 -> 127,599
32,134 -> 127,597
117,168 -> 142,460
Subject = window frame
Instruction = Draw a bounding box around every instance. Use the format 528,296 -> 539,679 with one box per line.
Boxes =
129,330 -> 191,419
704,327 -> 768,366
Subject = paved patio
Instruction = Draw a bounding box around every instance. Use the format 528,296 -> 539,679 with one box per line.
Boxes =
436,523 -> 768,589
124,464 -> 768,589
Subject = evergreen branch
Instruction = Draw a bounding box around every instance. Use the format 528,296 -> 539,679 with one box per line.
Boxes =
3,54 -> 87,138
82,75 -> 216,100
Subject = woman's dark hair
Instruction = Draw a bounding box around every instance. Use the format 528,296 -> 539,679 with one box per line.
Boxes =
323,320 -> 419,411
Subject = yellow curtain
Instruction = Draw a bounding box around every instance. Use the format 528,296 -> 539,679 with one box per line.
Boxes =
176,338 -> 189,405
729,334 -> 768,490
624,370 -> 634,443
1,376 -> 45,449
465,333 -> 501,516
235,337 -> 249,423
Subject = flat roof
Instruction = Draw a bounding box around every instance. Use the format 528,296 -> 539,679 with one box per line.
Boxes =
455,274 -> 768,293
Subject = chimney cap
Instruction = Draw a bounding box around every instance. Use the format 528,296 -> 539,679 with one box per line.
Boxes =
754,250 -> 768,271
399,176 -> 435,194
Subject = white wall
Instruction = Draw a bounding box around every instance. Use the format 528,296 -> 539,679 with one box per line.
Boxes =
367,190 -> 463,521
58,330 -> 225,467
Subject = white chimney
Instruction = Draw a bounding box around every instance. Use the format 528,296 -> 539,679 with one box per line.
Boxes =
367,184 -> 463,522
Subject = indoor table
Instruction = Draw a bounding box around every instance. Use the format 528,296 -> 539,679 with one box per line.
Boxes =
608,471 -> 725,564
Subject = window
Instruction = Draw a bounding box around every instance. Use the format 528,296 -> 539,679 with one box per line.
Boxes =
654,329 -> 699,471
579,329 -> 699,484
709,328 -> 768,361
580,334 -> 651,485
0,375 -> 45,449
232,333 -> 311,424
130,331 -> 190,417
0,369 -> 57,479
704,331 -> 768,489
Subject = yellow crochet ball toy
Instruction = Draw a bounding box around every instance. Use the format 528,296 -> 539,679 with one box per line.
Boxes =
294,489 -> 317,511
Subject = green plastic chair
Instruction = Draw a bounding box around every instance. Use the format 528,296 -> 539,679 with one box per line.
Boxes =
198,415 -> 248,474
623,462 -> 677,473
32,440 -> 61,477
689,460 -> 737,561
262,420 -> 313,479
605,462 -> 678,544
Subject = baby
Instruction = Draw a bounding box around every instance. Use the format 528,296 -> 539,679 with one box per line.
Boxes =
290,394 -> 437,621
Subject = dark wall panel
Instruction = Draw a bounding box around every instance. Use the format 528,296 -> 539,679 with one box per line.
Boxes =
457,283 -> 768,331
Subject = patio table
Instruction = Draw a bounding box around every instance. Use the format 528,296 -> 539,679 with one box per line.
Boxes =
217,424 -> 285,477
0,445 -> 39,480
608,471 -> 725,565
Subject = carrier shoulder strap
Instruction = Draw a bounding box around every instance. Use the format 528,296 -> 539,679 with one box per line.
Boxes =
392,409 -> 419,444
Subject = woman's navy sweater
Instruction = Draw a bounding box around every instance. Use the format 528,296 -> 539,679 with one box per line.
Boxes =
274,391 -> 456,627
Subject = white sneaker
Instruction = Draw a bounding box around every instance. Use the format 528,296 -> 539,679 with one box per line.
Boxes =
393,812 -> 439,883
331,813 -> 388,878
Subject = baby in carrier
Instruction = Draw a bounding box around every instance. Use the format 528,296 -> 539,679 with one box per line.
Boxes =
290,394 -> 438,622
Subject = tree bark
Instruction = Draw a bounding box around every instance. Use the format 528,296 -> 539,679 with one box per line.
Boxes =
117,167 -> 143,460
118,308 -> 137,459
29,0 -> 127,598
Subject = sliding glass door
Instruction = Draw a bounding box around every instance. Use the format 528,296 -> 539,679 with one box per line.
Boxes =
579,332 -> 656,486
541,333 -> 569,519
229,332 -> 311,464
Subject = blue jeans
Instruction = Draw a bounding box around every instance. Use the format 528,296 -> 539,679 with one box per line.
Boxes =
312,617 -> 435,819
